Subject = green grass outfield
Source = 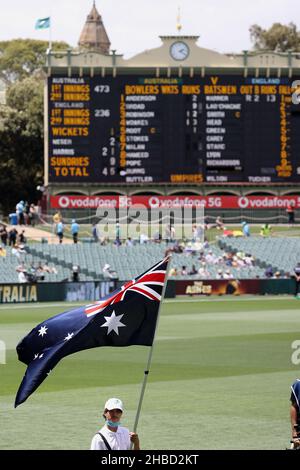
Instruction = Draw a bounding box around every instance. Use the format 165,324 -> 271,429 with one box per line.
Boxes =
0,296 -> 299,450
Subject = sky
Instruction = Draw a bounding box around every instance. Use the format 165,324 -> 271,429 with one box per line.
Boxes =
0,0 -> 299,58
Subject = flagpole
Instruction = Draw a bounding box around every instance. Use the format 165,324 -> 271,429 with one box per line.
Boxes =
49,22 -> 52,50
132,255 -> 172,439
49,6 -> 52,50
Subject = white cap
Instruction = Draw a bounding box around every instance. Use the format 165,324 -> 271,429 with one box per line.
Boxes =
104,398 -> 123,412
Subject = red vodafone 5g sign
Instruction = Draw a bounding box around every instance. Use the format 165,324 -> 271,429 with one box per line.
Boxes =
50,195 -> 300,209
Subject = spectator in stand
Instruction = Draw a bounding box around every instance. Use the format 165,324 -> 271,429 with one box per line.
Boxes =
72,264 -> 79,282
224,270 -> 233,279
192,224 -> 204,242
102,263 -> 118,279
224,252 -> 233,266
16,262 -> 26,273
168,267 -> 178,277
18,230 -> 26,245
170,226 -> 176,242
180,266 -> 188,275
11,244 -> 26,261
205,250 -> 217,265
114,237 -> 121,247
260,224 -> 272,237
26,264 -> 37,283
286,201 -> 296,225
92,223 -> 99,242
125,237 -> 133,247
215,216 -> 225,230
164,225 -> 171,243
16,200 -> 25,225
52,211 -> 62,233
115,223 -> 121,241
140,233 -> 149,244
56,220 -> 64,244
198,262 -> 209,278
188,264 -> 198,275
265,266 -> 274,278
203,238 -> 210,249
43,262 -> 58,274
216,269 -> 224,279
192,225 -> 197,242
242,221 -> 250,237
24,201 -> 30,225
18,271 -> 27,283
71,219 -> 79,244
203,216 -> 210,230
0,226 -> 8,246
28,204 -> 37,226
153,231 -> 162,243
0,246 -> 6,257
36,263 -> 45,281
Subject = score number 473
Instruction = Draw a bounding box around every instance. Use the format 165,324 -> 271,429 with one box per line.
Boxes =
94,85 -> 111,117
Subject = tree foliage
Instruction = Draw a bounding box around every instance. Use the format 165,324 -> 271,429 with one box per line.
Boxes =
0,77 -> 44,214
0,39 -> 69,84
250,22 -> 300,52
0,39 -> 70,215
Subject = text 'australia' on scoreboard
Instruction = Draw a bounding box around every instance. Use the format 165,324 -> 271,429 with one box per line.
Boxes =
48,75 -> 300,184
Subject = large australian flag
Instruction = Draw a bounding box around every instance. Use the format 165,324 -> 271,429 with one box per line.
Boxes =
15,257 -> 170,407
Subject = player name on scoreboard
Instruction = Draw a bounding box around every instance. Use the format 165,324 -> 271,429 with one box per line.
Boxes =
48,76 -> 300,183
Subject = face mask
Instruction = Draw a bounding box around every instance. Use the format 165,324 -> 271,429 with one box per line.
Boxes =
106,420 -> 121,428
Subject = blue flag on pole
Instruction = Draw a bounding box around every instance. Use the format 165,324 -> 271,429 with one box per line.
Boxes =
35,17 -> 50,30
15,257 -> 170,407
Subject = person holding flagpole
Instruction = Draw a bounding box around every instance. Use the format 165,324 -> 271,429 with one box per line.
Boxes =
90,398 -> 140,450
15,256 -> 170,450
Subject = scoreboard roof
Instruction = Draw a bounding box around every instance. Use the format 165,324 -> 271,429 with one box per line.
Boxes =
45,35 -> 300,75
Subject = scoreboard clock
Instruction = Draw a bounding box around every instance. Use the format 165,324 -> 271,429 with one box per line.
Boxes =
169,41 -> 190,61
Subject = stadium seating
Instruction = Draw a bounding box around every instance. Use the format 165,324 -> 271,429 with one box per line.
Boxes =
218,236 -> 299,275
4,235 -> 297,283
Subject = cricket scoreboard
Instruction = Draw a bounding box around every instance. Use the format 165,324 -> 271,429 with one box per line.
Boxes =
48,75 -> 300,184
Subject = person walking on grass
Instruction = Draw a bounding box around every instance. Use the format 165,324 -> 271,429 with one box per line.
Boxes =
90,398 -> 140,450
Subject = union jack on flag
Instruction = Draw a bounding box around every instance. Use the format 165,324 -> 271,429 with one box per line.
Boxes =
15,257 -> 170,407
85,258 -> 167,317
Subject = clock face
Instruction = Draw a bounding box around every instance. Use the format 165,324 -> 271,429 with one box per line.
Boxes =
170,41 -> 190,61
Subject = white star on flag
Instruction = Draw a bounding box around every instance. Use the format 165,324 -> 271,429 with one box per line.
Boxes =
64,332 -> 74,341
38,326 -> 48,337
101,310 -> 126,335
33,354 -> 39,360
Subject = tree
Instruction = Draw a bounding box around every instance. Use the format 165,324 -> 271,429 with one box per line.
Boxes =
0,39 -> 69,84
0,39 -> 71,215
0,77 -> 44,214
250,22 -> 300,52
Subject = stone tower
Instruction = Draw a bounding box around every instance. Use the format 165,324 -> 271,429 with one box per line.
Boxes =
78,1 -> 111,54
